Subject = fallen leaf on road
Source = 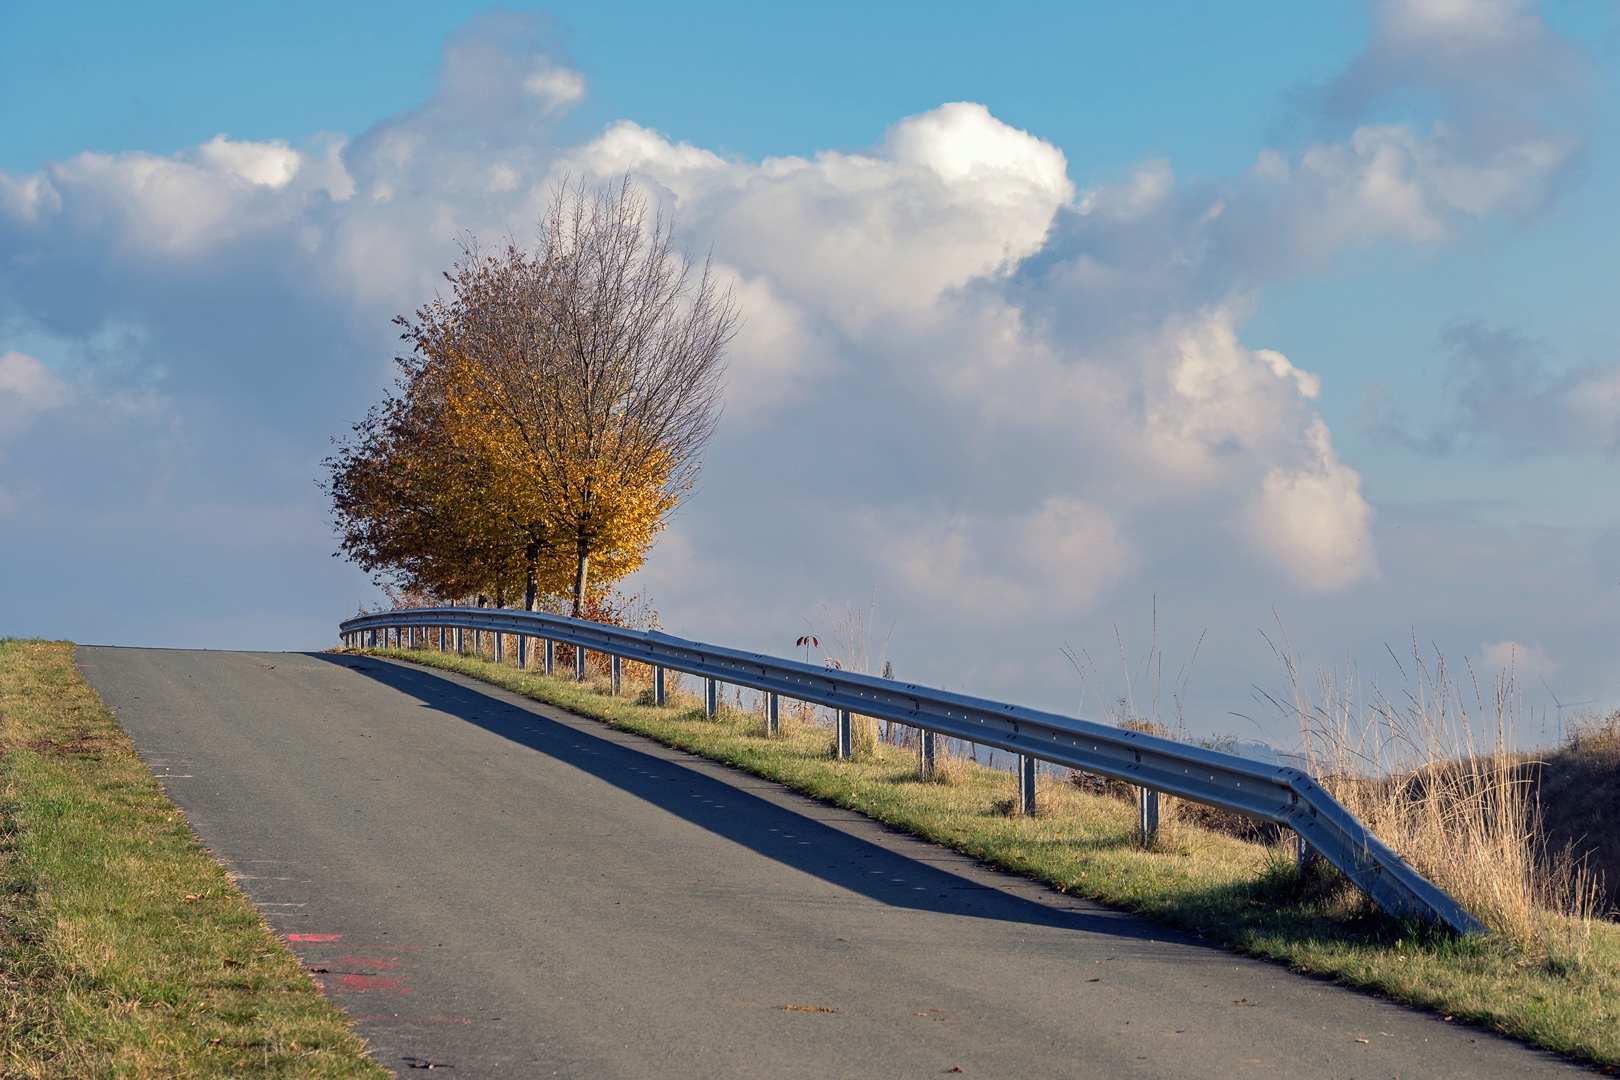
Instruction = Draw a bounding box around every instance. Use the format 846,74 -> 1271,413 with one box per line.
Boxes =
778,1004 -> 837,1013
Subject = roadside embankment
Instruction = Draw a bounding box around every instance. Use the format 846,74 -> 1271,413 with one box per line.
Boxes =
0,640 -> 387,1079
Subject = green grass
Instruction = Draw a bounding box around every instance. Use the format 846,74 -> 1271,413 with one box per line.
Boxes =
0,640 -> 388,1079
359,643 -> 1620,1068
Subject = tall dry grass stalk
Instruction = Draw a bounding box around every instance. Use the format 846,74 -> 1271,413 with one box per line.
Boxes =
812,593 -> 892,760
1264,636 -> 1599,957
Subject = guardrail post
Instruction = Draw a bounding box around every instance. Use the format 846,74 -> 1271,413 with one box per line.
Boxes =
1018,755 -> 1038,815
473,629 -> 482,657
544,639 -> 555,675
455,628 -> 464,654
766,692 -> 780,736
655,666 -> 666,706
368,628 -> 377,648
516,635 -> 528,669
919,729 -> 937,781
1298,834 -> 1319,879
837,710 -> 853,760
1138,787 -> 1161,841
610,655 -> 621,695
494,631 -> 503,665
705,678 -> 718,718
574,644 -> 586,682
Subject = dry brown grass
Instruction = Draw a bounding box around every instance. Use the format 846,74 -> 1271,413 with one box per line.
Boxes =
1265,639 -> 1600,961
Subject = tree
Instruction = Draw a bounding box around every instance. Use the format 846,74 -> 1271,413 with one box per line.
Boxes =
422,177 -> 735,615
323,358 -> 529,604
325,176 -> 735,616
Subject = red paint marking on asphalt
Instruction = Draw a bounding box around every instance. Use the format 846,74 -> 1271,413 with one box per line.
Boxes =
288,944 -> 425,949
286,933 -> 342,942
342,956 -> 404,968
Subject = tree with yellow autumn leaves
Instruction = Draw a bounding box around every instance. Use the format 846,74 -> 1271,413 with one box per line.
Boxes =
325,177 -> 735,617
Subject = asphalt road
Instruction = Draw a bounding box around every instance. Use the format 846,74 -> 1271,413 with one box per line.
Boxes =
78,646 -> 1589,1079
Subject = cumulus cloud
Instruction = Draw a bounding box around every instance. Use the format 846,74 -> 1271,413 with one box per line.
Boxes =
1250,419 -> 1378,591
561,102 -> 1072,331
196,135 -> 303,188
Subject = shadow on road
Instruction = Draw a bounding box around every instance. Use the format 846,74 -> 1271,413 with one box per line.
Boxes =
309,652 -> 1210,948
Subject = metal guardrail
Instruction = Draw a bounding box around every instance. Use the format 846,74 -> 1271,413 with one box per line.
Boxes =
338,605 -> 1488,936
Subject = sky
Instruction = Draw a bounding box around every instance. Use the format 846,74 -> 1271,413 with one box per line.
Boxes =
3,0 -> 1618,747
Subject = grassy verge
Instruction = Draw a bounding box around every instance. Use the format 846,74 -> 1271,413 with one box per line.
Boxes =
358,644 -> 1620,1068
0,640 -> 388,1080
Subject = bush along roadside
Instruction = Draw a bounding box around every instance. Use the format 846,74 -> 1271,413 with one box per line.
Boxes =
350,643 -> 1620,1069
0,640 -> 388,1080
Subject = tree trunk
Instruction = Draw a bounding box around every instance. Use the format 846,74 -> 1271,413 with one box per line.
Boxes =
524,539 -> 539,612
571,532 -> 590,619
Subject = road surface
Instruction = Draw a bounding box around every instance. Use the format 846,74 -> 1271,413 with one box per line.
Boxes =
78,646 -> 1589,1078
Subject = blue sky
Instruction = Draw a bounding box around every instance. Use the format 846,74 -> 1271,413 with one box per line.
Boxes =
3,1 -> 1617,744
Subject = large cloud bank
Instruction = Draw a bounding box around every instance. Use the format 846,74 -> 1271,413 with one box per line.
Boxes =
1,1 -> 1609,719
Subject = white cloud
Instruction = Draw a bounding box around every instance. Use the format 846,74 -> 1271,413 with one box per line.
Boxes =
0,172 -> 61,221
562,103 -> 1073,330
1018,497 -> 1138,608
718,271 -> 835,418
524,67 -> 587,110
860,499 -> 1135,620
0,351 -> 67,441
196,135 -> 302,188
1478,639 -> 1560,681
1249,419 -> 1378,592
